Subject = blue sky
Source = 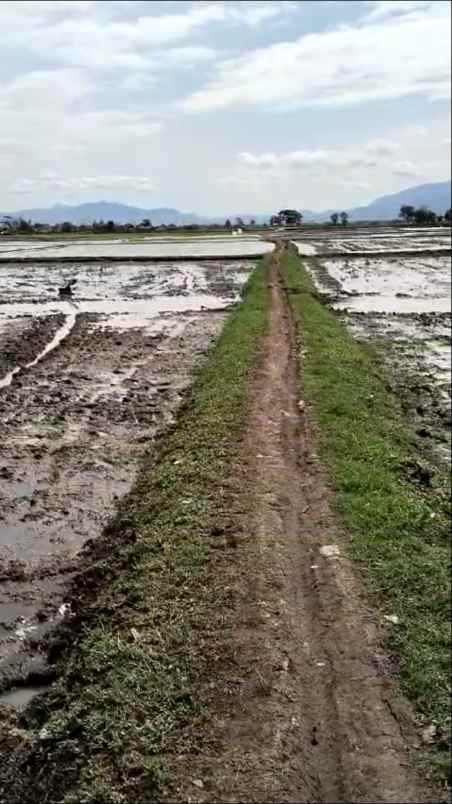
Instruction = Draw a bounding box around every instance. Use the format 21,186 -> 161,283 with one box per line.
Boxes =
0,0 -> 450,214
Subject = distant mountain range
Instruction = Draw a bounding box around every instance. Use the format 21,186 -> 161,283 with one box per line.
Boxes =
1,202 -> 208,226
2,181 -> 450,225
344,180 -> 450,221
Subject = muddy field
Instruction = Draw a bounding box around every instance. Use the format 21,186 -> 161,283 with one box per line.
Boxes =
0,238 -> 274,260
294,233 -> 451,463
293,226 -> 451,255
0,258 -> 253,701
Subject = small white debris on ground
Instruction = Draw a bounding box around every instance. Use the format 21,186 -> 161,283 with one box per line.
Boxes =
319,544 -> 341,558
383,614 -> 400,625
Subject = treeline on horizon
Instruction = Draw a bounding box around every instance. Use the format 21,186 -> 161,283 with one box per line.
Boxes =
0,205 -> 450,234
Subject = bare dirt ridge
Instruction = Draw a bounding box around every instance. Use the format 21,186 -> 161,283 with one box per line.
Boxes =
171,250 -> 436,803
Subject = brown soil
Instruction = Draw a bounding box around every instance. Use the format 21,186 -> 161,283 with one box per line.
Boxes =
165,254 -> 436,803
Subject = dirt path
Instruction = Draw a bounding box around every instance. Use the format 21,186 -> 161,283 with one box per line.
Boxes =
170,251 -> 434,803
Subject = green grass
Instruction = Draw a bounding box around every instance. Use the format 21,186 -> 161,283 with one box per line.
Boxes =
0,261 -> 268,804
282,252 -> 451,741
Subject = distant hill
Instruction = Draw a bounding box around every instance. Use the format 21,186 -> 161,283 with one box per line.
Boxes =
0,201 -> 207,226
299,181 -> 451,222
2,181 -> 450,225
346,180 -> 451,221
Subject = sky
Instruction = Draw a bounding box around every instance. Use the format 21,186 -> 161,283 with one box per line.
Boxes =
0,0 -> 450,215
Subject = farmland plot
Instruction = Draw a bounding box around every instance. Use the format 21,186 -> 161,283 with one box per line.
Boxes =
293,232 -> 451,463
293,226 -> 451,256
0,238 -> 274,261
0,257 -> 253,699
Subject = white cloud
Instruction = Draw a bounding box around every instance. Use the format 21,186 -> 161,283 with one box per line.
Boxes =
0,68 -> 163,153
227,2 -> 295,25
11,174 -> 157,195
364,1 -> 438,23
233,136 -> 436,187
391,160 -> 422,178
364,139 -> 400,157
238,142 -> 402,172
0,2 -> 294,74
339,180 -> 373,191
182,2 -> 451,111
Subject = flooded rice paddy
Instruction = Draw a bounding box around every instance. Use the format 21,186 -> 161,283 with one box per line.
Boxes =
294,228 -> 451,464
293,226 -> 451,256
0,238 -> 274,260
0,254 -> 254,700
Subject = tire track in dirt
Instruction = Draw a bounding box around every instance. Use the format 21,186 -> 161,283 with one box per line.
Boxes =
170,248 -> 435,803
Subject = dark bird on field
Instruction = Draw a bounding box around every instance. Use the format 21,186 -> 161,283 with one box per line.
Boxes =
59,278 -> 77,298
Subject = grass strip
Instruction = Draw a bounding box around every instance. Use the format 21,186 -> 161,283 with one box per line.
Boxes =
0,261 -> 268,804
282,252 -> 450,750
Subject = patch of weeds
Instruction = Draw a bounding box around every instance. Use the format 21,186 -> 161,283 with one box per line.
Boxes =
0,261 -> 269,804
282,252 -> 451,755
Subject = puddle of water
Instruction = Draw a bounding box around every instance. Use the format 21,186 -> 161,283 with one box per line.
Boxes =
0,296 -> 235,331
27,313 -> 77,368
0,260 -> 251,306
0,241 -> 274,259
3,480 -> 36,499
321,256 -> 451,311
293,242 -> 318,256
293,229 -> 450,256
333,296 -> 451,314
345,313 -> 451,385
0,685 -> 48,708
143,234 -> 262,242
0,366 -> 21,389
328,240 -> 450,253
0,524 -> 33,559
0,601 -> 38,626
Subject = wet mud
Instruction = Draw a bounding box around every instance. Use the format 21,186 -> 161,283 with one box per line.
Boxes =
300,248 -> 451,464
0,239 -> 274,261
0,315 -> 65,379
0,259 -> 251,698
293,226 -> 451,257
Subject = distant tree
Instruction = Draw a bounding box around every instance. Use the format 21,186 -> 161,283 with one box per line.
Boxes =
330,212 -> 339,225
339,211 -> 349,226
413,206 -> 437,225
141,218 -> 151,228
399,204 -> 415,223
235,217 -> 244,227
0,215 -> 15,230
18,217 -> 33,232
61,221 -> 74,233
225,219 -> 232,230
444,208 -> 451,222
106,220 -> 115,232
250,219 -> 256,226
270,214 -> 281,226
278,209 -> 302,225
